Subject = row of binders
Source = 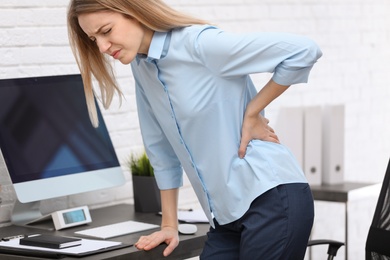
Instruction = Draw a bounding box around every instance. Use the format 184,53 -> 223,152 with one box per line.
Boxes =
274,104 -> 345,186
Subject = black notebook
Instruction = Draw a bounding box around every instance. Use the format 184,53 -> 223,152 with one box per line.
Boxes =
19,234 -> 82,249
0,235 -> 131,258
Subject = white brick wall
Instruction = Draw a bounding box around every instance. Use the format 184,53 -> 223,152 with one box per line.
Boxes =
1,1 -> 389,259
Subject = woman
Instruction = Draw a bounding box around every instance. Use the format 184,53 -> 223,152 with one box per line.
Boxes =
67,0 -> 322,259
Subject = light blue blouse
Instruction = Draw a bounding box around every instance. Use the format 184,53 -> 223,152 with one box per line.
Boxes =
131,25 -> 322,227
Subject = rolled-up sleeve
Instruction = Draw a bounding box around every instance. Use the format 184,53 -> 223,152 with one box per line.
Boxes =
194,27 -> 322,86
135,81 -> 183,190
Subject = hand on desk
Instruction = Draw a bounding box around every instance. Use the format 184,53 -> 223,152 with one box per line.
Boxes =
134,226 -> 179,257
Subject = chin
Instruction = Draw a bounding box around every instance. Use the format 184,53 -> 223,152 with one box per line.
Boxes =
119,60 -> 131,65
118,52 -> 138,65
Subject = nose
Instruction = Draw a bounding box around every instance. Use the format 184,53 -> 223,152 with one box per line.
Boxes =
96,38 -> 111,54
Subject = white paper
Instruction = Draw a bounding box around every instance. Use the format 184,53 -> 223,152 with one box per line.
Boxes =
178,210 -> 208,223
0,237 -> 122,255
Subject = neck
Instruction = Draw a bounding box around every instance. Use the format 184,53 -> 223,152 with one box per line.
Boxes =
139,27 -> 155,55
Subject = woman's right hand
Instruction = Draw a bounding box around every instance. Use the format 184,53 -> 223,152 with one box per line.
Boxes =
238,113 -> 279,158
134,226 -> 179,257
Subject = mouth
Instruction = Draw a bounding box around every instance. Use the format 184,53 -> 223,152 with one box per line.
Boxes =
111,50 -> 121,59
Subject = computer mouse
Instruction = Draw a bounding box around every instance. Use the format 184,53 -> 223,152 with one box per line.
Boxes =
178,224 -> 197,235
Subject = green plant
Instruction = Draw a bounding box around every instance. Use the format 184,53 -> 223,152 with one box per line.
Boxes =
129,152 -> 155,177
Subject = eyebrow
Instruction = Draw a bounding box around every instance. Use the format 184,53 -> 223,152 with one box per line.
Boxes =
96,25 -> 108,34
90,24 -> 109,37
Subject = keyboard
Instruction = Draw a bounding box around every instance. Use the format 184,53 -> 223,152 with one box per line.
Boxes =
74,220 -> 159,239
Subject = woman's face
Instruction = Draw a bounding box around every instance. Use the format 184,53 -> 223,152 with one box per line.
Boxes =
78,11 -> 153,65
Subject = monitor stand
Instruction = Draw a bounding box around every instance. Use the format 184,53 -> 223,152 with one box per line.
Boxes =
11,200 -> 54,230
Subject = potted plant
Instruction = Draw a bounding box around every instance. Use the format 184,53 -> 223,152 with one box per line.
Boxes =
128,152 -> 161,213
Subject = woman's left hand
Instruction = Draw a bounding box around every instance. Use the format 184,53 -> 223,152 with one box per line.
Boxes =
238,113 -> 279,158
134,226 -> 179,257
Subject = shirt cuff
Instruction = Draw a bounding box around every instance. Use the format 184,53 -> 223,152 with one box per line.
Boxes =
154,167 -> 183,190
272,65 -> 314,86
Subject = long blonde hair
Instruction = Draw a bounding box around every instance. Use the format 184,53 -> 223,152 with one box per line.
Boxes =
67,0 -> 207,127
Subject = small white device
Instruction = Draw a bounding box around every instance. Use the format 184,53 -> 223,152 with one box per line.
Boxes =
51,206 -> 92,230
178,224 -> 197,235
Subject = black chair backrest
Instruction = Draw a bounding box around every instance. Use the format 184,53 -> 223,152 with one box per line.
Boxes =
366,158 -> 390,260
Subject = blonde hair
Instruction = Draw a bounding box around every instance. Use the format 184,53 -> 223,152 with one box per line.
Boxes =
67,0 -> 207,127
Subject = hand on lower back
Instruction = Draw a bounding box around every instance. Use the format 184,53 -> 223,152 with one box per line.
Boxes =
238,114 -> 279,158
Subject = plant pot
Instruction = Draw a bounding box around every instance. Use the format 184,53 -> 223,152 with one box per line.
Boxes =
132,175 -> 161,213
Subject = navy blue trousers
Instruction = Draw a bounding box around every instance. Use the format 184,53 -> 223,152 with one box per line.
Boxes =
200,183 -> 314,260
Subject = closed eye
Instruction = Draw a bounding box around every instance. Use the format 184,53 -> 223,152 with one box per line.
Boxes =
103,28 -> 111,35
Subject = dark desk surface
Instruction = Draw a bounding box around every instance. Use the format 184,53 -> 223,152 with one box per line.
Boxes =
0,204 -> 209,260
1,182 -> 380,259
310,181 -> 380,202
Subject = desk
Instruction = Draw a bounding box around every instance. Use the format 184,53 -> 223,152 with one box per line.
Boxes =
0,204 -> 209,259
310,182 -> 381,260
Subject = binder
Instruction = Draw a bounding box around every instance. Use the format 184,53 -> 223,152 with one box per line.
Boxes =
303,106 -> 322,185
274,107 -> 304,167
322,104 -> 345,184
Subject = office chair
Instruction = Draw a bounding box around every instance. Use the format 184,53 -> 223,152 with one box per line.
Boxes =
365,158 -> 390,259
307,239 -> 344,260
307,158 -> 390,260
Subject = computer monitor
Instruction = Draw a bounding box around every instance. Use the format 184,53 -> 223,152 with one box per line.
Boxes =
0,74 -> 125,226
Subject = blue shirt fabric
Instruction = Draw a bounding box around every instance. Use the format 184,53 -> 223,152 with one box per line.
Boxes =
131,25 -> 322,227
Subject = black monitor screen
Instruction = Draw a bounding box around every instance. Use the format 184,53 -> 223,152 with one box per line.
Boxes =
0,74 -> 120,184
